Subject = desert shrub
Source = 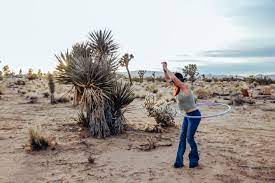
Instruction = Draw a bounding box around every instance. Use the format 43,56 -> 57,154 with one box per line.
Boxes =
27,69 -> 38,80
204,78 -> 212,82
256,77 -> 274,85
193,88 -> 211,99
0,85 -> 4,95
146,84 -> 158,93
135,91 -> 147,99
0,71 -> 3,80
145,77 -> 153,82
144,123 -> 165,133
18,90 -> 26,95
230,94 -> 244,106
144,94 -> 176,127
132,77 -> 140,83
246,75 -> 274,85
155,76 -> 166,82
15,79 -> 26,85
56,96 -> 70,103
156,92 -> 163,99
260,86 -> 272,95
42,92 -> 49,98
26,95 -> 38,103
28,128 -> 51,151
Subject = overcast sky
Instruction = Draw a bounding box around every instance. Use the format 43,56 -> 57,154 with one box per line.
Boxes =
0,0 -> 274,75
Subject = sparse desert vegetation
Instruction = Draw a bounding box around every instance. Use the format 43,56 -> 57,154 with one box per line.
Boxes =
0,29 -> 275,183
0,71 -> 275,182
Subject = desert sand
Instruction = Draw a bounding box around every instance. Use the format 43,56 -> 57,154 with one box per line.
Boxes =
0,78 -> 275,183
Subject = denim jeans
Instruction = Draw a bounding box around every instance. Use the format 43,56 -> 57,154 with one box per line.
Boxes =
174,109 -> 201,167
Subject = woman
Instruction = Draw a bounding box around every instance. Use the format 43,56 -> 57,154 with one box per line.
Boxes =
162,62 -> 201,168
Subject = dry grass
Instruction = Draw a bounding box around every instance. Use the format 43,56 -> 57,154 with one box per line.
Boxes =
0,85 -> 4,95
193,88 -> 211,99
146,84 -> 158,93
56,96 -> 70,103
135,90 -> 147,99
138,137 -> 156,151
144,123 -> 165,133
26,128 -> 56,151
42,92 -> 50,98
26,95 -> 39,104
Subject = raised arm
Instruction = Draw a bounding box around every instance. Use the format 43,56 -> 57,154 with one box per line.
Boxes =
162,62 -> 190,95
163,67 -> 171,82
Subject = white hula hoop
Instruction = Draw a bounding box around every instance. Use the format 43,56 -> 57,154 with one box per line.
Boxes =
179,102 -> 231,119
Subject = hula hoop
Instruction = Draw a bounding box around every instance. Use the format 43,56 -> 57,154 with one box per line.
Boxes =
178,102 -> 231,119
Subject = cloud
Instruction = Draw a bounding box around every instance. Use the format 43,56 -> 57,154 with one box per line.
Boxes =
200,47 -> 275,58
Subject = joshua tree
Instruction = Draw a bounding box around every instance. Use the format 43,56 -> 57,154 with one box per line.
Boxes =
38,69 -> 43,78
119,53 -> 134,85
48,73 -> 55,104
19,69 -> 23,77
28,68 -> 33,76
11,71 -> 15,78
201,74 -> 206,80
152,72 -> 156,83
138,70 -> 146,83
182,64 -> 199,86
3,65 -> 10,77
55,29 -> 135,138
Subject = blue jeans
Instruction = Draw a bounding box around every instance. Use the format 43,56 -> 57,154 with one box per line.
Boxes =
174,109 -> 201,167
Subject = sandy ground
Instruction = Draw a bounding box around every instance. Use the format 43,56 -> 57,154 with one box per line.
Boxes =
0,80 -> 275,183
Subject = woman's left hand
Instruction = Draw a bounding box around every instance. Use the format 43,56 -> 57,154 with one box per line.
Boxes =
161,61 -> 168,70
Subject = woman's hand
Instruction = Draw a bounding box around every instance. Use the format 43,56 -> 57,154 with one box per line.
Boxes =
161,61 -> 168,71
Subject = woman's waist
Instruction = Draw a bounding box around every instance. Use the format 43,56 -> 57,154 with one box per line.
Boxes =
181,107 -> 198,114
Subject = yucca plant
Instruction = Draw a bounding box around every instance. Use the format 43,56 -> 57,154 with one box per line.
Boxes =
88,29 -> 119,58
55,29 -> 134,138
88,29 -> 119,71
107,81 -> 135,135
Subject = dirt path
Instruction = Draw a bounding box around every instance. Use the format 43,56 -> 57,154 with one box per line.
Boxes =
0,86 -> 275,182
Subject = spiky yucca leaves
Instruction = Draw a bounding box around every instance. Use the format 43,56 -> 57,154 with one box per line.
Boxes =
55,50 -> 74,84
88,29 -> 119,57
106,81 -> 135,135
110,81 -> 135,117
48,73 -> 55,104
88,30 -> 119,71
71,42 -> 92,58
77,112 -> 89,128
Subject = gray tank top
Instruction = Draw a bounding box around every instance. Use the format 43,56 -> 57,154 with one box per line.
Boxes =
176,89 -> 196,111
